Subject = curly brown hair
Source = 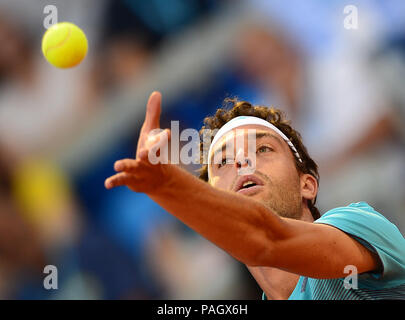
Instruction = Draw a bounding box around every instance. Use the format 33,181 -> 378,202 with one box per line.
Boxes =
198,98 -> 320,220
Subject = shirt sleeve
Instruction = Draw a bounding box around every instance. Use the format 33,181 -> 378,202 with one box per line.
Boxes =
314,202 -> 405,289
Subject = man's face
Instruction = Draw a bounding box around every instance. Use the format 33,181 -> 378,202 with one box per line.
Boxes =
208,124 -> 303,219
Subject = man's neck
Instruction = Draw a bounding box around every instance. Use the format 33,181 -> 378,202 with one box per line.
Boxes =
248,205 -> 314,299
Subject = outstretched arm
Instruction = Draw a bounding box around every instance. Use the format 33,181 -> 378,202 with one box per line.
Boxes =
105,92 -> 380,279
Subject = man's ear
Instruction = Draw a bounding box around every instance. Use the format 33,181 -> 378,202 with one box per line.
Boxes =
300,173 -> 318,204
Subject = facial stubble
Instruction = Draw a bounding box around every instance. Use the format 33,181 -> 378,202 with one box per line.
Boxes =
247,170 -> 303,220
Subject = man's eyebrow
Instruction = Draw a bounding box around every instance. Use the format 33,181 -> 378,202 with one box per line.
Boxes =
211,142 -> 228,163
255,131 -> 284,146
210,131 -> 284,163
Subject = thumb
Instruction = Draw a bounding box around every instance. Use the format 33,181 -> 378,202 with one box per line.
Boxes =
145,128 -> 171,149
140,129 -> 171,162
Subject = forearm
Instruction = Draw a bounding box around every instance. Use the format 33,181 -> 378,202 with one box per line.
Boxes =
149,164 -> 288,265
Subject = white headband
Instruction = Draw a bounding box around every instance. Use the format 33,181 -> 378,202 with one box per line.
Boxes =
207,116 -> 303,167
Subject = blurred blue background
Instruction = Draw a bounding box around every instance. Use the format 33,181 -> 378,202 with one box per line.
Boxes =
0,0 -> 404,299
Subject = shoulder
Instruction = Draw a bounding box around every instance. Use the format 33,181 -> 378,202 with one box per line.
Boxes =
318,201 -> 387,220
316,202 -> 400,235
315,202 -> 405,288
315,201 -> 404,246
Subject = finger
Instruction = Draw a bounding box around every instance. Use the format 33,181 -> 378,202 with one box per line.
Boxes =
138,148 -> 149,161
141,129 -> 171,162
105,172 -> 135,189
114,158 -> 142,173
144,128 -> 171,150
144,91 -> 162,131
136,92 -> 162,158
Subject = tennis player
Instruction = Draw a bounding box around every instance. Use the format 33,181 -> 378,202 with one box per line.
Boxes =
105,91 -> 405,300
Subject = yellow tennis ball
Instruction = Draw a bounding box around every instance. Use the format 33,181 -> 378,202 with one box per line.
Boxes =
42,22 -> 88,68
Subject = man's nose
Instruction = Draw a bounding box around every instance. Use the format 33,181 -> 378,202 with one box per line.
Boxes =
234,148 -> 253,169
236,157 -> 252,169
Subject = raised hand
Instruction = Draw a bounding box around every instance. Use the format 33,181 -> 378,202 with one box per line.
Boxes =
104,91 -> 172,194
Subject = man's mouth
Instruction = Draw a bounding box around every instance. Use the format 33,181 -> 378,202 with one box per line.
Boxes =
234,175 -> 264,195
241,180 -> 258,189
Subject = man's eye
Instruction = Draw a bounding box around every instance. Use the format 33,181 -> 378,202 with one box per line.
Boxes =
257,146 -> 273,153
218,158 -> 233,168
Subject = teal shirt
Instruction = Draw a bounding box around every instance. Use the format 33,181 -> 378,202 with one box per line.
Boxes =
263,202 -> 405,300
